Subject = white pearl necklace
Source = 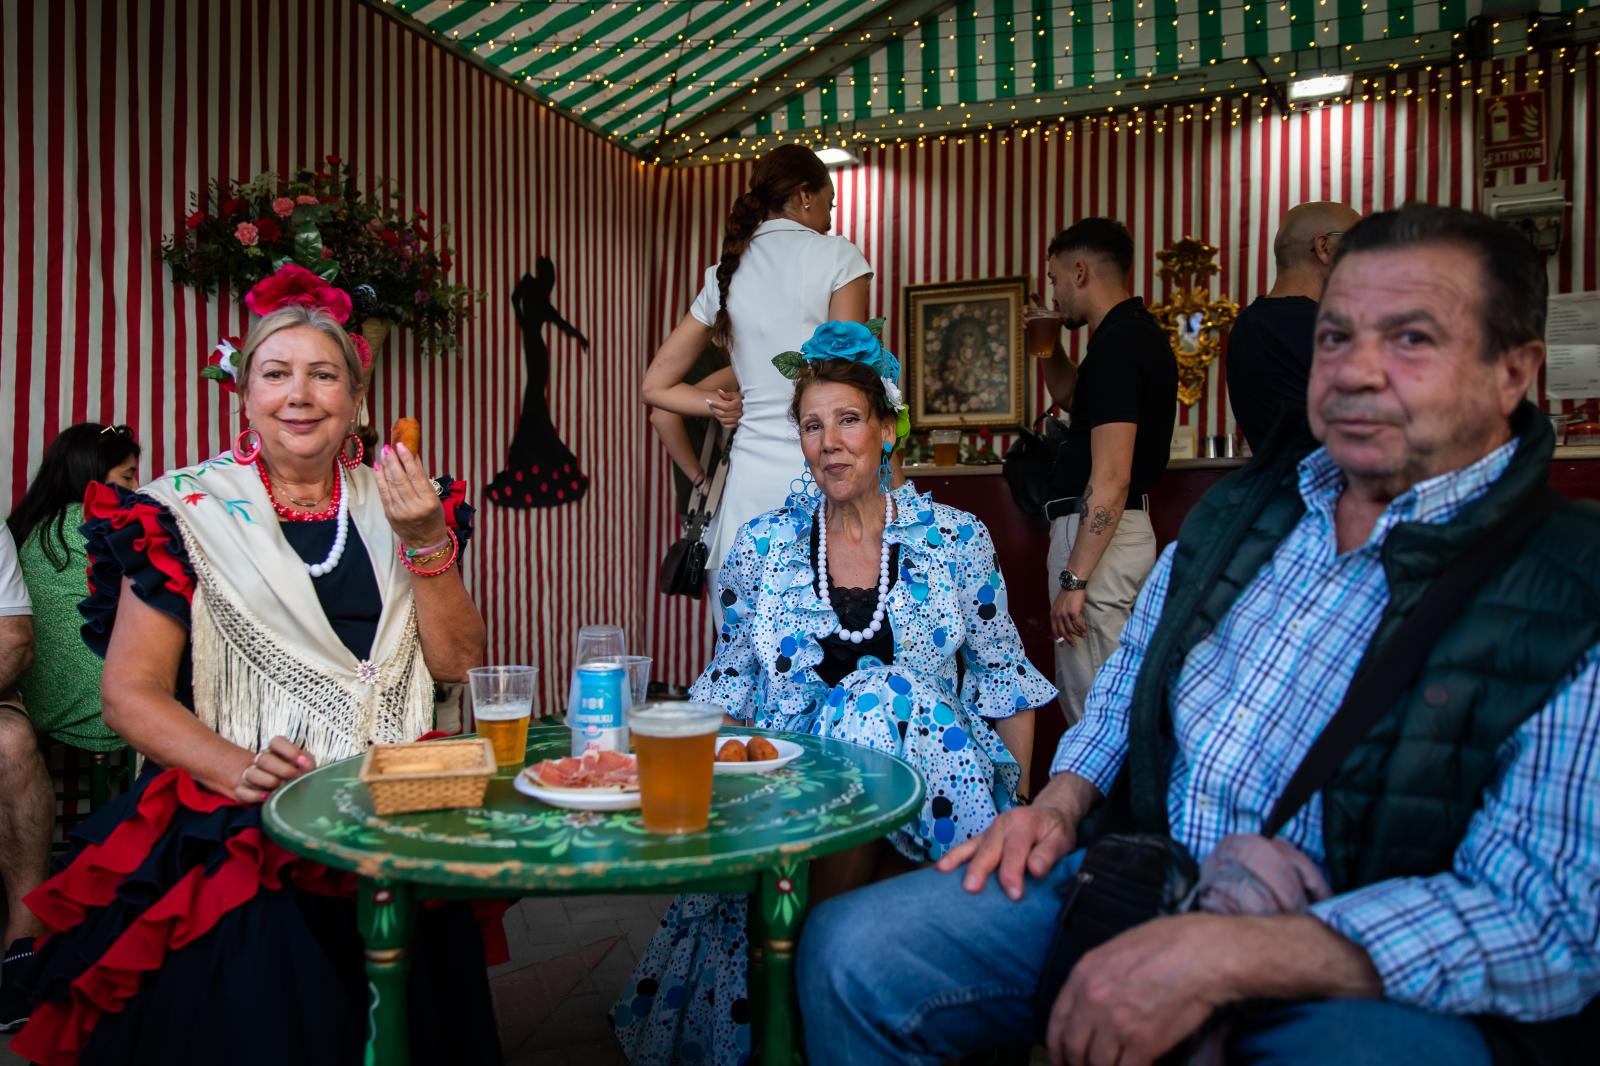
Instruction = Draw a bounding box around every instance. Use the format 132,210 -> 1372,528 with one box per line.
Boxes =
816,493 -> 894,644
305,466 -> 349,578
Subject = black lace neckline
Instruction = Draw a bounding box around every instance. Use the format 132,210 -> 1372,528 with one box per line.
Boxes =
809,523 -> 900,629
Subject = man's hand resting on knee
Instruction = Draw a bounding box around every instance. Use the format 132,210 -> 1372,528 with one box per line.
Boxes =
1046,913 -> 1383,1066
935,772 -> 1099,900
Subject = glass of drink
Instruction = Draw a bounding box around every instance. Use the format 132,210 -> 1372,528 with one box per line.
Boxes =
596,655 -> 652,751
595,655 -> 653,707
469,665 -> 538,769
629,701 -> 725,834
1550,414 -> 1569,447
1025,305 -> 1061,359
930,429 -> 961,466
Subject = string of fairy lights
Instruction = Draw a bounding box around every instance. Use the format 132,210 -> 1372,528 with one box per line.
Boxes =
381,1 -> 1596,163
676,11 -> 1597,162
678,50 -> 1595,166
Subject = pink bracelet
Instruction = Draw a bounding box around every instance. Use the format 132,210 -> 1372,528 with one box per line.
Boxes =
403,536 -> 452,560
399,529 -> 459,577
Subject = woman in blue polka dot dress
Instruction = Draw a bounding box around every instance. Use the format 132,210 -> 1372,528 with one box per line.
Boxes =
612,323 -> 1056,1065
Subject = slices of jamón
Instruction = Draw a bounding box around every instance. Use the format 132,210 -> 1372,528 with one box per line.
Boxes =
526,748 -> 639,792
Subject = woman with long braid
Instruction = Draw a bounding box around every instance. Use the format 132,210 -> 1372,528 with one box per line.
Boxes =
642,145 -> 872,600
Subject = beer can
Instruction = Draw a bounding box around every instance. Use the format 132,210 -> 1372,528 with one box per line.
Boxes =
570,662 -> 629,756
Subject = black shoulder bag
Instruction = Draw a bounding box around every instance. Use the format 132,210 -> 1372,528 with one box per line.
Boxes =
659,426 -> 732,598
1003,411 -> 1070,518
1035,484 -> 1565,1044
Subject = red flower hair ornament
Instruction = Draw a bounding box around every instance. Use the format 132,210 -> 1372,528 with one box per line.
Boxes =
245,264 -> 353,324
201,266 -> 371,388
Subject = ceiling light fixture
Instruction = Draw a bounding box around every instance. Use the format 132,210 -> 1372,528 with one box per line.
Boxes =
1288,73 -> 1353,101
815,147 -> 861,167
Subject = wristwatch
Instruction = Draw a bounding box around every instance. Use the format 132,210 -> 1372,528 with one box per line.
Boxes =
1058,567 -> 1088,591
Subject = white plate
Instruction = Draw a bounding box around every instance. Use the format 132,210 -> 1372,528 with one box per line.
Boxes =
513,770 -> 641,811
713,735 -> 803,775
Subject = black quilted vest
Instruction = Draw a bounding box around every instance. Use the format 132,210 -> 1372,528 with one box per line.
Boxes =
1106,405 -> 1600,1063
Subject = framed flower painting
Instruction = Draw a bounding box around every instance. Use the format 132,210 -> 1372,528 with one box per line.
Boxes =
904,276 -> 1029,431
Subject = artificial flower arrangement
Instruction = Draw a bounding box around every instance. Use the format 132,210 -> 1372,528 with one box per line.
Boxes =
161,155 -> 480,356
961,426 -> 1003,465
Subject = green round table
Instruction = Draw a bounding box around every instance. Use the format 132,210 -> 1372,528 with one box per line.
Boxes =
262,724 -> 924,1065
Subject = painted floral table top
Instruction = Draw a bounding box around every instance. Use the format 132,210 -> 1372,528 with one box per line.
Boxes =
262,725 -> 925,891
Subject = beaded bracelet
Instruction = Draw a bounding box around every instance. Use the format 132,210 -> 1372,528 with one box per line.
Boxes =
399,529 -> 459,577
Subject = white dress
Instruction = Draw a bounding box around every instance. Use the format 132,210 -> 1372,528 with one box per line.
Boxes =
688,218 -> 873,573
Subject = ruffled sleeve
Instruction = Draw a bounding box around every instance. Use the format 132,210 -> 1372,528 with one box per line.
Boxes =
78,482 -> 197,658
953,517 -> 1058,719
688,523 -> 769,722
435,475 -> 474,550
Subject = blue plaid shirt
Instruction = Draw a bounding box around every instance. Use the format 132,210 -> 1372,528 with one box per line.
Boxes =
1052,441 -> 1600,1022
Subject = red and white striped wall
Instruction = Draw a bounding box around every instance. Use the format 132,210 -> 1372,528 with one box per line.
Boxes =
0,0 -> 663,715
648,55 -> 1598,685
2,3 -> 1594,697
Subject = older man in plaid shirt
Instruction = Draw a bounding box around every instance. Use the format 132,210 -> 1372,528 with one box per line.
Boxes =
798,205 -> 1600,1066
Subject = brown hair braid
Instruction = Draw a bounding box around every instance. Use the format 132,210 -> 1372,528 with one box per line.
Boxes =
712,144 -> 829,350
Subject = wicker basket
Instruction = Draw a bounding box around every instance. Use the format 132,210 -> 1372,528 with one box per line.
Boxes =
358,737 -> 495,815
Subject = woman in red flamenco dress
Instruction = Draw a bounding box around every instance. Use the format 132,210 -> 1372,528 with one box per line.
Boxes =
7,271 -> 504,1065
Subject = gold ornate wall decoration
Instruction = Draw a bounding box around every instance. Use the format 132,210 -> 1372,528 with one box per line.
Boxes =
1149,237 -> 1237,406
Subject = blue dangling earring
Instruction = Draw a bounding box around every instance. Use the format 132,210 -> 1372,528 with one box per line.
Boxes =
791,467 -> 821,499
878,442 -> 894,494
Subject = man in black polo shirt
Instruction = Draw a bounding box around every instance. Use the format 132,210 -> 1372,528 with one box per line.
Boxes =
1228,200 -> 1361,455
1038,218 -> 1176,726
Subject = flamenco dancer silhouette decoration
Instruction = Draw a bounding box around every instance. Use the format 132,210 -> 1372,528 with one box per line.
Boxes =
487,257 -> 590,508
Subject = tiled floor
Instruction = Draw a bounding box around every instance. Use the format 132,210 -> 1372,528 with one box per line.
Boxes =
490,894 -> 671,1066
0,894 -> 670,1066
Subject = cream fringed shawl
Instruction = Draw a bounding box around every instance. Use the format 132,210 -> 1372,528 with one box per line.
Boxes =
140,453 -> 434,765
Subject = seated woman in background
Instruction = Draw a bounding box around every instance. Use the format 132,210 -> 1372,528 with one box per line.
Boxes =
8,266 -> 499,1066
0,424 -> 141,966
613,322 -> 1056,1065
8,422 -> 141,752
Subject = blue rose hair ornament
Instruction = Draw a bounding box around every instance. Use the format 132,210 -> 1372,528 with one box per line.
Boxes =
772,317 -> 911,445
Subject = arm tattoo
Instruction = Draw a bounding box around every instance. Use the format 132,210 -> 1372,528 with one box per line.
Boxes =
1087,506 -> 1116,536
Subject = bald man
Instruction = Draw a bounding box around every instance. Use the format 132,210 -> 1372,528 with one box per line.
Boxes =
1228,201 -> 1362,453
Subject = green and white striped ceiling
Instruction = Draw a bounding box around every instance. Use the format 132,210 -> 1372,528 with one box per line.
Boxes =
382,0 -> 1558,161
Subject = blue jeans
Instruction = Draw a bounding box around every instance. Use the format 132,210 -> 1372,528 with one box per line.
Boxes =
796,851 -> 1493,1066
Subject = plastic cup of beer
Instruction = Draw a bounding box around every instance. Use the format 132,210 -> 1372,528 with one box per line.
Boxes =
628,701 -> 725,834
469,666 -> 538,769
1025,306 -> 1061,359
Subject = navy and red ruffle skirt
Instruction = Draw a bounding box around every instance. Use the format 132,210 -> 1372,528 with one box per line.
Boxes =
12,767 -> 505,1066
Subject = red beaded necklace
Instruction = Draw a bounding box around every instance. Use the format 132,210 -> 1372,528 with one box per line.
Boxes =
256,460 -> 341,522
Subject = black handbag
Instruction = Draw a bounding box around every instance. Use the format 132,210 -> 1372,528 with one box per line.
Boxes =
1034,833 -> 1199,1041
658,426 -> 732,598
1034,479 -> 1565,1045
1003,411 -> 1070,517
